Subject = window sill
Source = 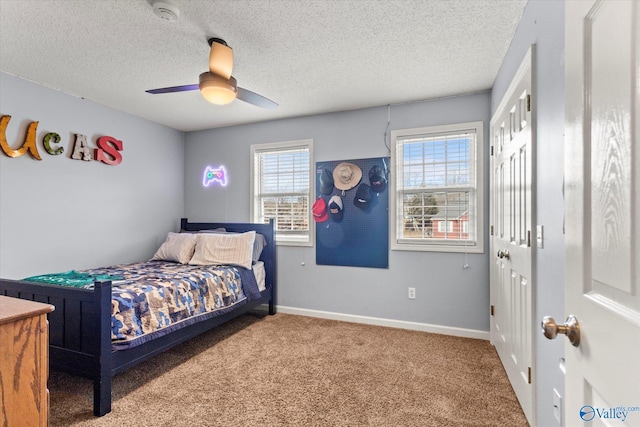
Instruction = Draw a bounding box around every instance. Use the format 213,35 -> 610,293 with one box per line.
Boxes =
391,241 -> 483,254
275,236 -> 313,247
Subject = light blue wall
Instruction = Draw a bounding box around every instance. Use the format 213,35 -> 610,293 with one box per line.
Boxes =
185,92 -> 491,332
491,1 -> 565,426
0,72 -> 185,278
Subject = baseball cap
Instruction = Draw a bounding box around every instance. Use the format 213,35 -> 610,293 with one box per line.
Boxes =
319,168 -> 334,195
328,195 -> 344,220
354,183 -> 372,209
312,198 -> 328,222
369,165 -> 387,193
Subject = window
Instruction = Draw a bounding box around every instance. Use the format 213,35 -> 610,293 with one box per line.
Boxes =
437,221 -> 453,233
390,121 -> 484,253
250,139 -> 313,246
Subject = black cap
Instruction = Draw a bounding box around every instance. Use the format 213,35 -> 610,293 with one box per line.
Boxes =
369,165 -> 387,193
354,183 -> 372,209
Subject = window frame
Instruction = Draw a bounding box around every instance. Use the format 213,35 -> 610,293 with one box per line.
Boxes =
250,139 -> 314,247
390,121 -> 484,253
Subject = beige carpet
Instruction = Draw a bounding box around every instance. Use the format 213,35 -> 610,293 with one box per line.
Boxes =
49,313 -> 528,426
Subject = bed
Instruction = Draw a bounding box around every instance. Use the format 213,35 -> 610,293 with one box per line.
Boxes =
0,219 -> 277,416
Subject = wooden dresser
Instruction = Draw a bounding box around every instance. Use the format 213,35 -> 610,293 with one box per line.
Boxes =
0,296 -> 54,427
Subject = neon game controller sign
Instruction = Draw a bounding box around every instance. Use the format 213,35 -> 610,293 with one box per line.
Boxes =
203,165 -> 228,187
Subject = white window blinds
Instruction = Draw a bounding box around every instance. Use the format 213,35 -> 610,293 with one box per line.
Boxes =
391,122 -> 483,252
251,140 -> 313,245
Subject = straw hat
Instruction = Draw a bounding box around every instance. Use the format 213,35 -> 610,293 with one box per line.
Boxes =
332,162 -> 362,191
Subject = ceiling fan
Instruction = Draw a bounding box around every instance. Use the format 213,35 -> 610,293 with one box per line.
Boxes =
145,38 -> 278,109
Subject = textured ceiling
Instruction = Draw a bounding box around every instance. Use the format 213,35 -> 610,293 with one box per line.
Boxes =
0,0 -> 526,132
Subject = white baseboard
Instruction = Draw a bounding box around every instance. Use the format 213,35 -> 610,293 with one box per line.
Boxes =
276,305 -> 489,340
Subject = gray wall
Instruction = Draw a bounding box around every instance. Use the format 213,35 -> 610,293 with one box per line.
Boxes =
0,72 -> 185,278
491,0 -> 565,426
185,92 -> 491,332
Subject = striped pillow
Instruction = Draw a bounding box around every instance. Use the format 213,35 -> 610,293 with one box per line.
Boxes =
198,229 -> 267,263
189,231 -> 256,269
150,232 -> 197,264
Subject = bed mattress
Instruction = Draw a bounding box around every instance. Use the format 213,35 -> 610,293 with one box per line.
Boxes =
77,260 -> 263,349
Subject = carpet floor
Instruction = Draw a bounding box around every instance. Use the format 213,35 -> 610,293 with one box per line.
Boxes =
49,313 -> 528,426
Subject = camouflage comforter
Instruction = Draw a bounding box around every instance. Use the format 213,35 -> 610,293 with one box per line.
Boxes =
81,261 -> 260,343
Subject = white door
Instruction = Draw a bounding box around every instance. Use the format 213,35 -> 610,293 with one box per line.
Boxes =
563,0 -> 640,425
490,46 -> 535,425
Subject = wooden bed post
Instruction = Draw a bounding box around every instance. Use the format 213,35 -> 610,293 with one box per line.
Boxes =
93,280 -> 113,416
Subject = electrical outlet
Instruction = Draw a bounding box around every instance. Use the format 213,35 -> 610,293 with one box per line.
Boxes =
408,287 -> 416,299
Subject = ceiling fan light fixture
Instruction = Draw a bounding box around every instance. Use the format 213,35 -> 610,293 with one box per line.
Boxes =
199,72 -> 237,105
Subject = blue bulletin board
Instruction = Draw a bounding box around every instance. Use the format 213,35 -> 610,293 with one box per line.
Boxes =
314,157 -> 389,268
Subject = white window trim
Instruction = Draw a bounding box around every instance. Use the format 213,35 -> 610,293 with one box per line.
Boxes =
390,121 -> 484,253
250,139 -> 314,247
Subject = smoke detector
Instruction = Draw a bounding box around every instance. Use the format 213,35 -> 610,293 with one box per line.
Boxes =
152,1 -> 179,21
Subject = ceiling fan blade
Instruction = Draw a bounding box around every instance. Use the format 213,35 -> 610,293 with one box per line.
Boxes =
208,38 -> 233,79
146,84 -> 199,94
236,87 -> 278,109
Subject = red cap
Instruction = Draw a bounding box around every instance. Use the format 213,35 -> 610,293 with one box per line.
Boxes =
312,198 -> 328,222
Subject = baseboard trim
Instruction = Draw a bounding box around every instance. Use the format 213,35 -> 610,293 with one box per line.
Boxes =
276,306 -> 489,340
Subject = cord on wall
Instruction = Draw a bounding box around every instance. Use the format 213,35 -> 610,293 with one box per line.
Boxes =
463,239 -> 470,269
224,185 -> 228,222
384,104 -> 391,156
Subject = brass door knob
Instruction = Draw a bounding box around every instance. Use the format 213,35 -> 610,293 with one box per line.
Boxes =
541,315 -> 580,347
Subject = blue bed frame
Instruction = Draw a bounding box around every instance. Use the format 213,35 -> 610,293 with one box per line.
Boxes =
0,219 -> 277,416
